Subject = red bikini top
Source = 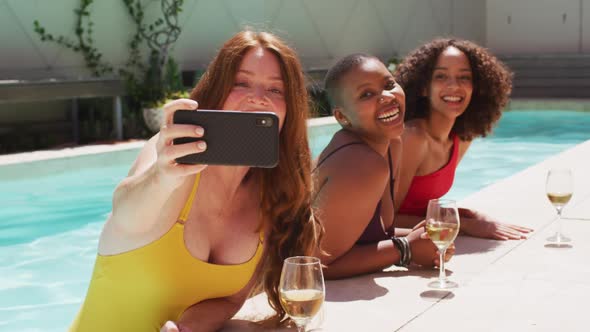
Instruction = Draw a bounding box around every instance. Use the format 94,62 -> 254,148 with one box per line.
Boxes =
398,134 -> 459,216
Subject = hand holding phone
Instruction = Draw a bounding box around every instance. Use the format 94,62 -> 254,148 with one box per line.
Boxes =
173,110 -> 279,168
152,99 -> 208,190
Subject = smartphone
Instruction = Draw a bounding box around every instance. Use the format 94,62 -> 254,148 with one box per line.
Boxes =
172,110 -> 279,168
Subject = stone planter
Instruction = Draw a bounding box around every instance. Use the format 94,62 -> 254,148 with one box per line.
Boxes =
142,106 -> 164,133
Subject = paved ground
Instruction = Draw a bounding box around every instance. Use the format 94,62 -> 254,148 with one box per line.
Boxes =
231,139 -> 590,331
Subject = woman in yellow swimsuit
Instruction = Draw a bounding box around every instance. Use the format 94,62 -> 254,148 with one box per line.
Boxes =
70,30 -> 321,332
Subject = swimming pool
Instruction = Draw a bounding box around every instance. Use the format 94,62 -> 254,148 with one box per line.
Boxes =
0,110 -> 589,331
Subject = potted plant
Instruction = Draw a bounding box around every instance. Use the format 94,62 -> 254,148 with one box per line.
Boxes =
124,52 -> 188,132
121,0 -> 187,132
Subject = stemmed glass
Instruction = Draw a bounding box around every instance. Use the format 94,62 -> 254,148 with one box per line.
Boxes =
545,168 -> 574,244
279,256 -> 325,332
426,199 -> 460,289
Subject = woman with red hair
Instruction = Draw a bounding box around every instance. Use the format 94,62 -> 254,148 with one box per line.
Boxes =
71,30 -> 321,332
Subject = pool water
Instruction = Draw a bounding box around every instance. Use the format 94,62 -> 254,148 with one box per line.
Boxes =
446,110 -> 590,199
311,111 -> 590,199
1,110 -> 589,331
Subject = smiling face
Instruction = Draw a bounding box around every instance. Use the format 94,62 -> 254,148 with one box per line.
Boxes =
425,46 -> 473,120
222,47 -> 287,130
335,57 -> 405,141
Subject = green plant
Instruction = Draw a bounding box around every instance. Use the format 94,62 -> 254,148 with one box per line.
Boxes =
33,0 -> 113,77
34,0 -> 186,108
387,53 -> 401,73
121,0 -> 186,109
34,0 -> 187,137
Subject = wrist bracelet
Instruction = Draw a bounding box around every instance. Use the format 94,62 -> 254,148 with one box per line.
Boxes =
391,236 -> 410,267
390,237 -> 402,265
400,237 -> 411,266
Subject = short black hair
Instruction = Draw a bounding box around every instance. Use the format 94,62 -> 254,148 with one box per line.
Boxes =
323,53 -> 377,113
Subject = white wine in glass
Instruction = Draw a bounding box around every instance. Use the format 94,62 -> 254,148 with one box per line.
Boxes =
426,199 -> 460,289
279,256 -> 325,332
546,168 -> 574,244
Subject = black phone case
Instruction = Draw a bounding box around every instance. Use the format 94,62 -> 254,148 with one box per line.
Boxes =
173,110 -> 279,168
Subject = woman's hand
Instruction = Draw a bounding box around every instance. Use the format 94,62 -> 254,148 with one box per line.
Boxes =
439,243 -> 455,266
405,225 -> 453,267
160,321 -> 192,332
461,209 -> 533,240
154,99 -> 208,189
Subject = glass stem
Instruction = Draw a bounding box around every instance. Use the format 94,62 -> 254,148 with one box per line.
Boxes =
296,324 -> 306,332
556,207 -> 563,240
439,249 -> 446,284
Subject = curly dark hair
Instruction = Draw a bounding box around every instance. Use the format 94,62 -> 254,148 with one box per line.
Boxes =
394,38 -> 513,140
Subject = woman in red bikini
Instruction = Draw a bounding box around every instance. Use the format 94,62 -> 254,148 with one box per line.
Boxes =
393,38 -> 533,240
313,54 -> 452,279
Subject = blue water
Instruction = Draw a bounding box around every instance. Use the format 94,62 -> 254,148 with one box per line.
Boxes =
0,110 -> 589,331
447,110 -> 590,199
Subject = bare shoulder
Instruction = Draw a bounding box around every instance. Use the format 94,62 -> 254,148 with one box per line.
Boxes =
401,120 -> 429,157
389,136 -> 402,150
326,141 -> 388,180
402,119 -> 428,144
317,138 -> 389,194
388,136 -> 403,168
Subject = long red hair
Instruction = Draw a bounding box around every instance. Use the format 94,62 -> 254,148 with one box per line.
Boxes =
189,30 -> 321,324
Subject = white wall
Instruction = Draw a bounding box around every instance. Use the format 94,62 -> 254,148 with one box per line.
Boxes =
486,0 -> 589,54
3,0 -> 588,80
0,0 -> 485,80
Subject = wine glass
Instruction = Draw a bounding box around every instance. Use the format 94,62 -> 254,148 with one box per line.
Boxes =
426,199 -> 460,289
279,256 -> 325,332
545,168 -> 573,244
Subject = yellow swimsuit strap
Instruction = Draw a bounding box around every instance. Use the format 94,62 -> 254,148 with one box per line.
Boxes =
178,173 -> 201,223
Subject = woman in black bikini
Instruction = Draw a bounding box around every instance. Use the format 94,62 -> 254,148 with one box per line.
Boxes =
313,54 -> 453,279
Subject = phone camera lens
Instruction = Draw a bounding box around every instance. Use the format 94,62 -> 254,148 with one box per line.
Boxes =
256,117 -> 273,127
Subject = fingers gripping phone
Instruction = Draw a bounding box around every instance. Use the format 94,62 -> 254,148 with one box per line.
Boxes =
173,110 -> 279,168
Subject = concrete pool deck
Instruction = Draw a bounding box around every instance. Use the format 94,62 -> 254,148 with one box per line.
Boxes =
228,138 -> 590,331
